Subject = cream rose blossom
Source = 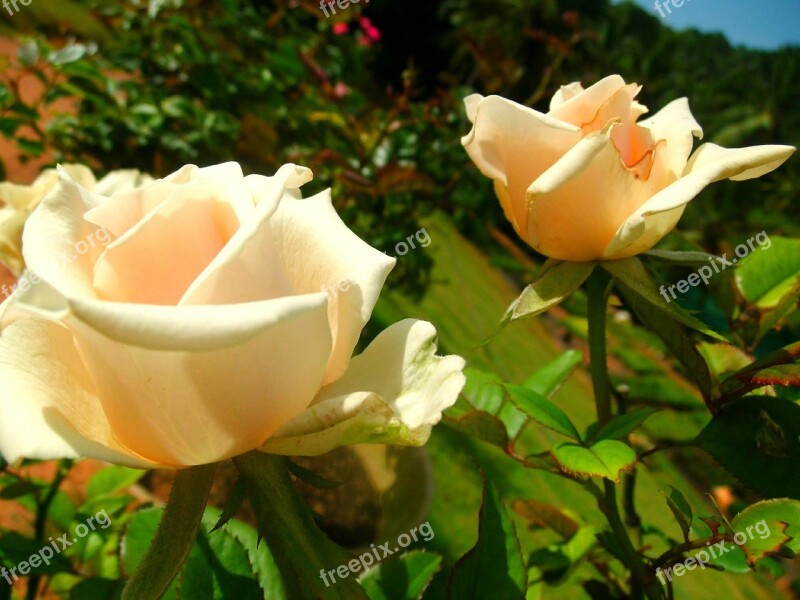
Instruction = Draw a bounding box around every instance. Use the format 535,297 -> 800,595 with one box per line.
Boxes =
0,162 -> 465,468
462,75 -> 795,261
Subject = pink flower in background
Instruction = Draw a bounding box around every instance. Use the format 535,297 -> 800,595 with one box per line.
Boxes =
333,82 -> 349,98
359,16 -> 381,42
332,22 -> 349,35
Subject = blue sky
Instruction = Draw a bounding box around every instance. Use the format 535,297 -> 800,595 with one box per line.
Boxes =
613,0 -> 800,49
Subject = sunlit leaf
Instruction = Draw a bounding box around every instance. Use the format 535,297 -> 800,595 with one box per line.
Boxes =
551,440 -> 637,482
507,260 -> 595,320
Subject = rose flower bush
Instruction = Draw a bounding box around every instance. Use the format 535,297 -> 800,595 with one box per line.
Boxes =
462,74 -> 795,261
0,162 -> 465,468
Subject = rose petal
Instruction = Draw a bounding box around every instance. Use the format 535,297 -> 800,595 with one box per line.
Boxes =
3,280 -> 333,465
21,167 -> 110,297
0,206 -> 27,274
181,165 -> 391,385
93,169 -> 153,196
0,319 -> 155,467
260,319 -> 465,455
526,122 -> 670,260
0,165 -> 95,212
258,187 -> 396,385
93,183 -> 239,305
5,276 -> 329,351
639,97 -> 703,179
547,74 -> 627,128
83,166 -> 195,238
179,164 -> 313,306
462,95 -> 582,235
549,82 -> 584,112
604,143 -> 796,258
85,162 -> 252,243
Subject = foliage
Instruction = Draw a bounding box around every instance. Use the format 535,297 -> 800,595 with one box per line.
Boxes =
0,0 -> 798,599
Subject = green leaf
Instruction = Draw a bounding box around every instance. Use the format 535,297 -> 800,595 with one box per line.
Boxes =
718,341 -> 800,402
205,509 -> 288,600
0,117 -> 23,138
358,551 -> 442,600
448,480 -> 527,598
698,343 -> 751,379
124,507 -> 268,600
459,368 -> 528,439
730,499 -> 800,564
689,519 -> 750,573
754,281 -> 800,343
643,249 -> 717,267
49,44 -> 87,65
506,384 -> 581,441
0,531 -> 72,576
551,440 -> 637,482
663,486 -> 693,543
443,404 -> 510,449
695,396 -> 800,499
601,256 -> 726,341
587,407 -> 659,443
0,479 -> 41,499
512,499 -> 579,539
179,521 -> 263,600
613,267 -> 716,400
736,236 -> 800,308
17,137 -> 44,157
507,260 -> 595,320
121,463 -> 217,600
86,466 -> 145,498
725,364 -> 800,394
527,525 -> 600,584
522,350 -> 583,398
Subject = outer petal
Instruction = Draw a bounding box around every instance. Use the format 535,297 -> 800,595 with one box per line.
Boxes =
462,95 -> 582,235
526,122 -> 670,261
21,167 -> 110,298
0,165 -> 95,212
261,188 -> 396,385
639,97 -> 703,179
3,280 -> 333,466
0,318 -> 156,468
260,319 -> 466,456
604,143 -> 796,259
